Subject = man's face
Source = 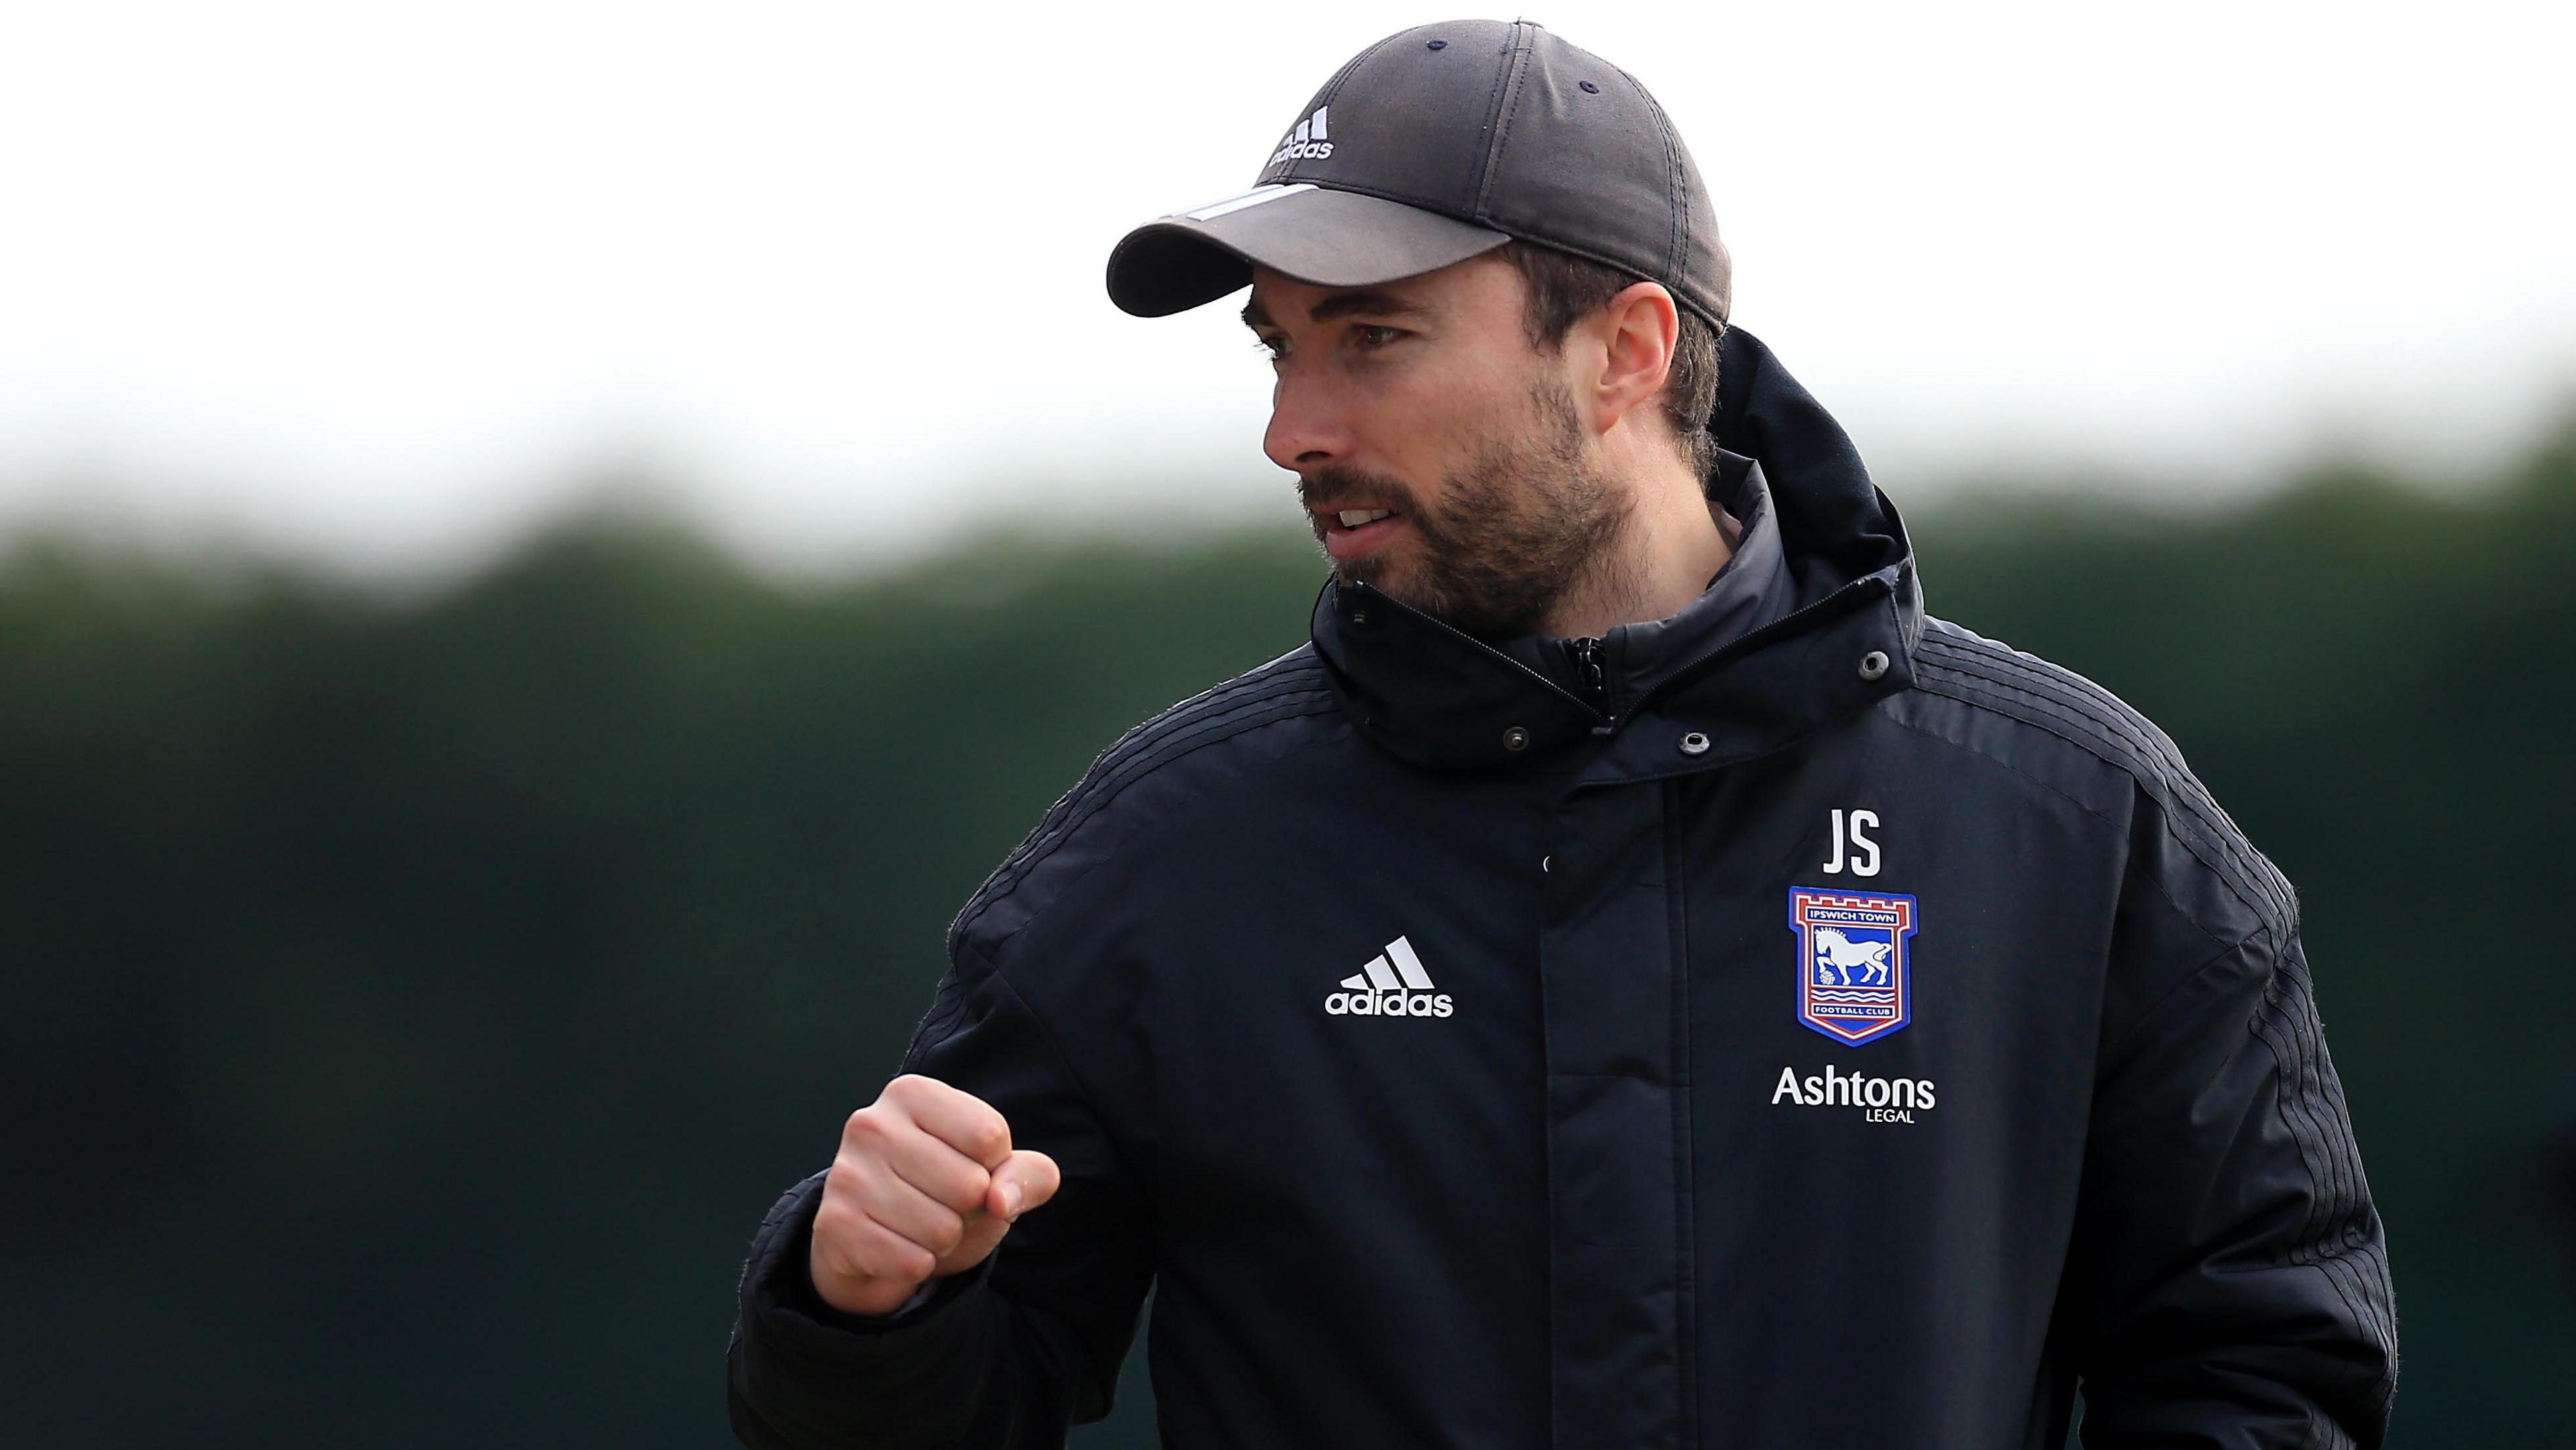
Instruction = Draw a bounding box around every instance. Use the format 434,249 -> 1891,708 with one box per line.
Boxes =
1244,254 -> 1631,639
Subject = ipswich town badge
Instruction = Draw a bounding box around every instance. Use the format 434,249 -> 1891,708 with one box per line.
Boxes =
1788,886 -> 1919,1045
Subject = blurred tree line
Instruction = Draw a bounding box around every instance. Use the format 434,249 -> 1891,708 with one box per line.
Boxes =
5,420 -> 2573,1445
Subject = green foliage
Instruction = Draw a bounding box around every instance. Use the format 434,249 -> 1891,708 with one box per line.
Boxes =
4,429 -> 2570,1444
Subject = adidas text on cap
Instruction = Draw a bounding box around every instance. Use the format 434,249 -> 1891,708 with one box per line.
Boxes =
1105,19 -> 1731,327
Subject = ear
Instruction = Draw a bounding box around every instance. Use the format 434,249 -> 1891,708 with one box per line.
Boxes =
1587,281 -> 1680,437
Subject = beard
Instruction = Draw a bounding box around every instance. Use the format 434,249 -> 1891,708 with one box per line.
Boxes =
1299,375 -> 1635,639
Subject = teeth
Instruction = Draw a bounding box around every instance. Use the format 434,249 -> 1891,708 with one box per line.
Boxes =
1336,509 -> 1393,527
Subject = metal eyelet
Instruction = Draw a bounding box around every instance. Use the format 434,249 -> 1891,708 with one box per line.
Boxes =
1678,731 -> 1712,757
1858,650 -> 1890,682
1503,725 -> 1531,752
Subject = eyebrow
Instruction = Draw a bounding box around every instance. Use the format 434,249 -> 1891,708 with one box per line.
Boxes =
1240,290 -> 1432,331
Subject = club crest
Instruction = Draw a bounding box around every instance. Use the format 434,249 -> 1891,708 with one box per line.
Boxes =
1788,886 -> 1919,1045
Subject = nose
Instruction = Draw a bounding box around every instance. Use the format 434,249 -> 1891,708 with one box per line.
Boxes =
1261,364 -> 1350,474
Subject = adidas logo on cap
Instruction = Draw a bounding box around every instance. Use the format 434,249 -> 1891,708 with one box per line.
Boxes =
1323,933 -> 1453,1018
1267,106 -> 1334,166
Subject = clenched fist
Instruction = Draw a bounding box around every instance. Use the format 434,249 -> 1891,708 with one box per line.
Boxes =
807,1073 -> 1063,1316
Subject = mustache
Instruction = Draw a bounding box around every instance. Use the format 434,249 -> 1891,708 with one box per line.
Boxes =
1295,464 -> 1429,517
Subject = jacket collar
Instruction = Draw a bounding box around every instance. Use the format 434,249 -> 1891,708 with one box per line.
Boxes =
1487,448 -> 1796,717
1309,325 -> 1926,775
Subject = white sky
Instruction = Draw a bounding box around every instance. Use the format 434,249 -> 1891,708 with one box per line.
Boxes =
2,1 -> 2569,574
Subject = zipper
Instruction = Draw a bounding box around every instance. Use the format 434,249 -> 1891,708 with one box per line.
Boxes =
1569,635 -> 1609,719
1344,570 -> 1901,740
1346,583 -> 1613,730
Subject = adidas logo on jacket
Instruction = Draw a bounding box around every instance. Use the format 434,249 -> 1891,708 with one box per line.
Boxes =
1322,935 -> 1454,1017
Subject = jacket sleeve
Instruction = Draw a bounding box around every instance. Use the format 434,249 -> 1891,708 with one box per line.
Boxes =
2065,868 -> 2399,1447
727,938 -> 1156,1449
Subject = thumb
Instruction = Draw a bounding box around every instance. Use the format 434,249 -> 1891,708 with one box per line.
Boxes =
987,1147 -> 1061,1222
930,1149 -> 1062,1279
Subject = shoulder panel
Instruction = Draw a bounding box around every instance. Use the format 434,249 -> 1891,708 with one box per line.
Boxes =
1906,615 -> 2297,937
947,643 -> 1340,955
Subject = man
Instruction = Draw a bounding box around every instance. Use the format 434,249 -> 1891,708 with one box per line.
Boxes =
728,19 -> 2396,1449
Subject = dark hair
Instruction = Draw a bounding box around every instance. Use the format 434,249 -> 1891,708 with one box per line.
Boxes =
1497,239 -> 1723,483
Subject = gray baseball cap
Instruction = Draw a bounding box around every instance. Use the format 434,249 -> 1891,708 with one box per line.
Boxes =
1106,19 -> 1731,327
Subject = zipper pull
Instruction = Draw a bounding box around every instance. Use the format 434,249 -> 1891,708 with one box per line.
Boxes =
1570,635 -> 1609,717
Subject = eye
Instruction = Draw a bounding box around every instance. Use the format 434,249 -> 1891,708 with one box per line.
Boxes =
1354,324 -> 1404,348
1251,333 -> 1289,362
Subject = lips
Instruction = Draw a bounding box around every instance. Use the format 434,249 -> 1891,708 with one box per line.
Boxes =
1315,504 -> 1408,562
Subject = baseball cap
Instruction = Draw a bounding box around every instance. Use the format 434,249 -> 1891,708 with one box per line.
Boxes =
1105,18 -> 1730,328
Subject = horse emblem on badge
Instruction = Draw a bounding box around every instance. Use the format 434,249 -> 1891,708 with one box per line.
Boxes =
1788,886 -> 1919,1045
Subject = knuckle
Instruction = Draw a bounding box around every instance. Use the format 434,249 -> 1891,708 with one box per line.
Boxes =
811,1195 -> 852,1241
828,1166 -> 891,1222
818,1234 -> 869,1283
846,1240 -> 893,1284
843,1106 -> 888,1143
816,1197 -> 879,1251
820,1161 -> 866,1206
851,1223 -> 910,1280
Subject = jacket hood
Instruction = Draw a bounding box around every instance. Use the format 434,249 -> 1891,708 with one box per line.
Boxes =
1711,327 -> 1922,632
1309,325 -> 1926,772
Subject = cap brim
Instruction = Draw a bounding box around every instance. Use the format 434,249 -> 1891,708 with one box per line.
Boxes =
1106,184 -> 1512,318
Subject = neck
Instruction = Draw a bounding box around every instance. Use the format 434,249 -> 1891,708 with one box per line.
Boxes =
1539,450 -> 1733,638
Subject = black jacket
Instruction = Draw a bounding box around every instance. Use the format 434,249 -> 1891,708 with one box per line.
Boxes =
727,329 -> 2398,1449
